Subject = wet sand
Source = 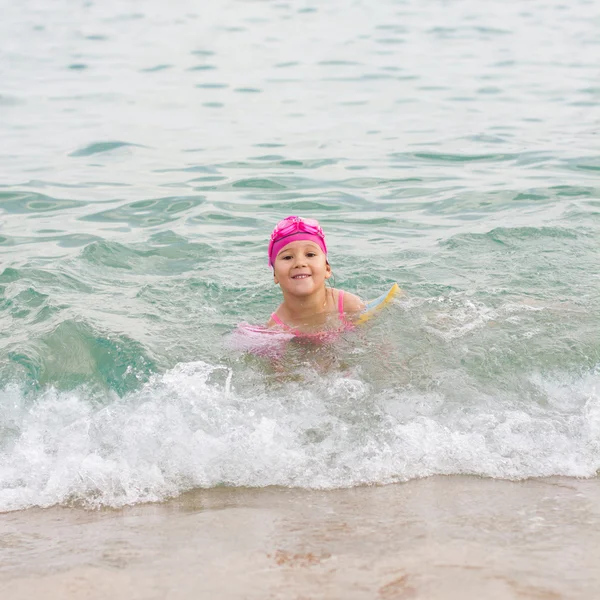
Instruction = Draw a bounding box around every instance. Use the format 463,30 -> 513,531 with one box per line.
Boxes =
2,476 -> 600,599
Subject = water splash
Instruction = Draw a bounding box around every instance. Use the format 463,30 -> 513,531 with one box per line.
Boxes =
1,358 -> 598,513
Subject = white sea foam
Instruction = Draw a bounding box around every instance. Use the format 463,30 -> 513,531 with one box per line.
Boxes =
0,361 -> 599,512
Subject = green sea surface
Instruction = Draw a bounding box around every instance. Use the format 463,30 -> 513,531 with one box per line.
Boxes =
0,0 -> 599,511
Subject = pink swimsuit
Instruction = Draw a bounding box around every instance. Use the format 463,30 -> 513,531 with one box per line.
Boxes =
270,290 -> 354,341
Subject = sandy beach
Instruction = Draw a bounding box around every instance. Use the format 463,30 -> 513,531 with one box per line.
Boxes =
2,476 -> 600,599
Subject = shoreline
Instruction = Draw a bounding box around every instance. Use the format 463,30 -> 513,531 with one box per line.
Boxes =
2,475 -> 600,599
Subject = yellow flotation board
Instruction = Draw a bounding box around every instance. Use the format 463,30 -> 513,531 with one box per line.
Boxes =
355,283 -> 400,325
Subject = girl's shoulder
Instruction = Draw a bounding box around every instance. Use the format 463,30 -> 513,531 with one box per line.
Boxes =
333,288 -> 365,313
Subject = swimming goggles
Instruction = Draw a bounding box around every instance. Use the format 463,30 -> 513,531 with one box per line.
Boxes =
268,216 -> 327,266
269,216 -> 324,243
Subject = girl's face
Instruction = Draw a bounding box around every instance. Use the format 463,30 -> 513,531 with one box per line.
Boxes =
273,241 -> 331,297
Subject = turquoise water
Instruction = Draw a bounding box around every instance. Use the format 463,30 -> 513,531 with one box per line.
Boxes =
1,0 -> 599,511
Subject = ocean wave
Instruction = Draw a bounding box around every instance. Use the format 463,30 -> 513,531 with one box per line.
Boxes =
0,360 -> 598,512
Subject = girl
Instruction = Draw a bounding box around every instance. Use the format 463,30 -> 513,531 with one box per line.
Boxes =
267,216 -> 365,338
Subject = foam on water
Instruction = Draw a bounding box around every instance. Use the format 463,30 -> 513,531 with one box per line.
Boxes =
1,358 -> 598,512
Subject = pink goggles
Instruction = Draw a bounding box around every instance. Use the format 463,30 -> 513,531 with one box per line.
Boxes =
268,216 -> 327,266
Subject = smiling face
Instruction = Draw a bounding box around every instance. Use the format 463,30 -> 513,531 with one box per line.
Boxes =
273,240 -> 331,297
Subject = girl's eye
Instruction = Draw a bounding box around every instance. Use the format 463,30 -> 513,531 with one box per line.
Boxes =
282,255 -> 292,260
306,252 -> 316,257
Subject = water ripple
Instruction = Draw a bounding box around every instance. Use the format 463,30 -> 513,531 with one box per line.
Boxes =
69,141 -> 144,157
0,192 -> 83,214
80,196 -> 205,227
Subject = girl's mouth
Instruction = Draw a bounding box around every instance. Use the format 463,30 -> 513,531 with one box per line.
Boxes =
292,274 -> 310,279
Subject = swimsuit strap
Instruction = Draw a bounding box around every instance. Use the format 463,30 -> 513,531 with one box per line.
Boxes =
337,289 -> 352,326
270,312 -> 285,327
271,312 -> 301,335
337,289 -> 345,316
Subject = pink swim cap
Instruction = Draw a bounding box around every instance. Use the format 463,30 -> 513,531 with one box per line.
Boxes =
268,216 -> 328,267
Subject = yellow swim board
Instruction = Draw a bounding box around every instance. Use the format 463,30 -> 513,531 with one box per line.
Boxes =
355,283 -> 400,325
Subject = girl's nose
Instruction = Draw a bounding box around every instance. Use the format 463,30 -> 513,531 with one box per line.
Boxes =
294,256 -> 308,267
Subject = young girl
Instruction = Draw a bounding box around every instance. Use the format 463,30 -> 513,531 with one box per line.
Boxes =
267,216 -> 365,338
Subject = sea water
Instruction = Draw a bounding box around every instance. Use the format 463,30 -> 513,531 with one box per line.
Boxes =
1,0 -> 599,512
